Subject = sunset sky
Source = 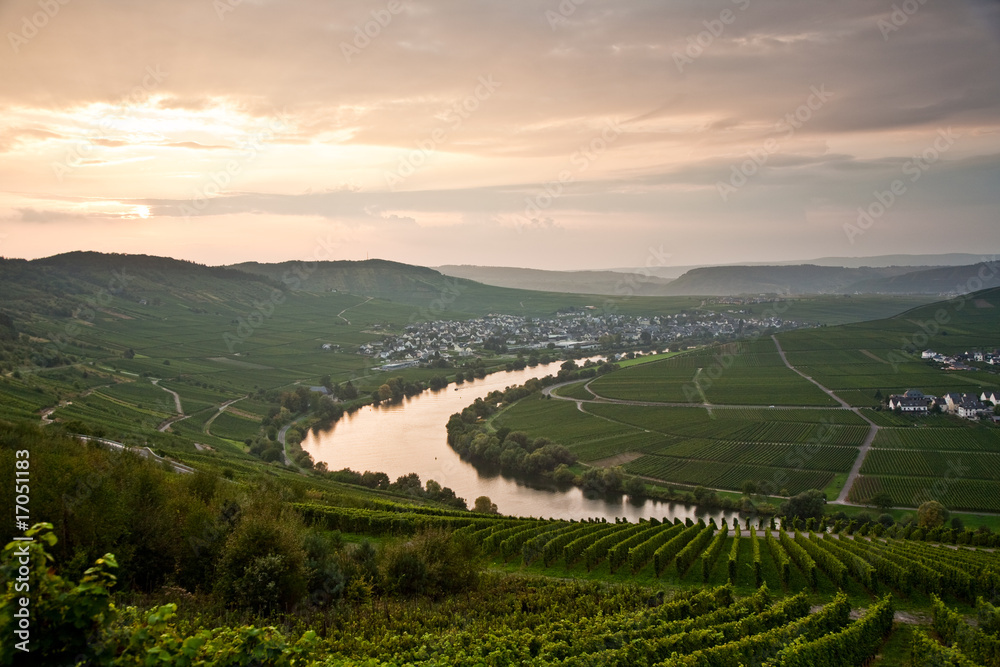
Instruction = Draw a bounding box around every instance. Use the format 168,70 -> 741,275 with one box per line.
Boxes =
1,0 -> 999,270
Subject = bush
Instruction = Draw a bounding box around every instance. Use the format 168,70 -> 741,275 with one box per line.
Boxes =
379,528 -> 481,597
214,508 -> 307,611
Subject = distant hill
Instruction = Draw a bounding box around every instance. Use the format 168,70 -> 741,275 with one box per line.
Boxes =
606,253 -> 993,280
845,262 -> 1000,294
232,259 -> 450,298
0,251 -> 283,317
436,265 -> 674,296
229,259 -> 645,316
656,265 -> 923,296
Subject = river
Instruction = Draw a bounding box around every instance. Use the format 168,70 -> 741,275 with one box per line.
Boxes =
302,359 -> 742,523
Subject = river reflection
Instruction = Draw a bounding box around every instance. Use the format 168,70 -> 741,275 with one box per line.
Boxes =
302,359 -> 743,524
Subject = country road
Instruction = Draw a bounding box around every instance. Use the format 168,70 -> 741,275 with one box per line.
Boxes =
278,415 -> 308,467
203,396 -> 246,435
770,335 -> 880,505
151,378 -> 183,414
152,378 -> 188,432
75,435 -> 194,474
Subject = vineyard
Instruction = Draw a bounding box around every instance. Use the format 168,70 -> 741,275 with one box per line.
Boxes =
625,455 -> 836,496
457,515 -> 1000,606
585,339 -> 840,406
495,395 -> 865,494
848,475 -> 1000,512
873,427 -> 1000,452
861,449 -> 1000,480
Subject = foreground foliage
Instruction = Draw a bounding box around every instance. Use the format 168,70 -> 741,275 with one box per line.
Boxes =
2,527 -> 904,666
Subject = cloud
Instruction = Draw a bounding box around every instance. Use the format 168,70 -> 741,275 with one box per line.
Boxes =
10,207 -> 89,223
0,0 -> 997,267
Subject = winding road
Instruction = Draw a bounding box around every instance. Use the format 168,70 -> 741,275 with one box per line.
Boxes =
278,415 -> 308,467
152,378 -> 189,432
203,397 -> 246,435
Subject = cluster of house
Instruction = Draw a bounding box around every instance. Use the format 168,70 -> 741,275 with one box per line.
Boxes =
348,310 -> 808,368
921,349 -> 998,371
887,389 -> 1000,420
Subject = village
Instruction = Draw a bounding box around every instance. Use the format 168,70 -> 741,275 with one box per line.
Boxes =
349,309 -> 808,370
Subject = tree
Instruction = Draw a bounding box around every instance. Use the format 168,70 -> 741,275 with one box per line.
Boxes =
473,496 -> 498,514
867,491 -> 894,512
917,500 -> 949,529
392,473 -> 422,495
741,480 -> 758,497
780,489 -> 827,520
693,486 -> 718,507
624,476 -> 645,499
378,384 -> 393,402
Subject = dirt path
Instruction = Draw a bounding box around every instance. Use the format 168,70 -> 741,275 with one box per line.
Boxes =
278,415 -> 309,467
151,378 -> 187,432
542,379 -> 846,411
336,296 -> 373,324
589,452 -> 644,467
151,378 -> 183,414
203,396 -> 246,435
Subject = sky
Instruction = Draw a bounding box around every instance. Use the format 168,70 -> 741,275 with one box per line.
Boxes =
1,0 -> 999,271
